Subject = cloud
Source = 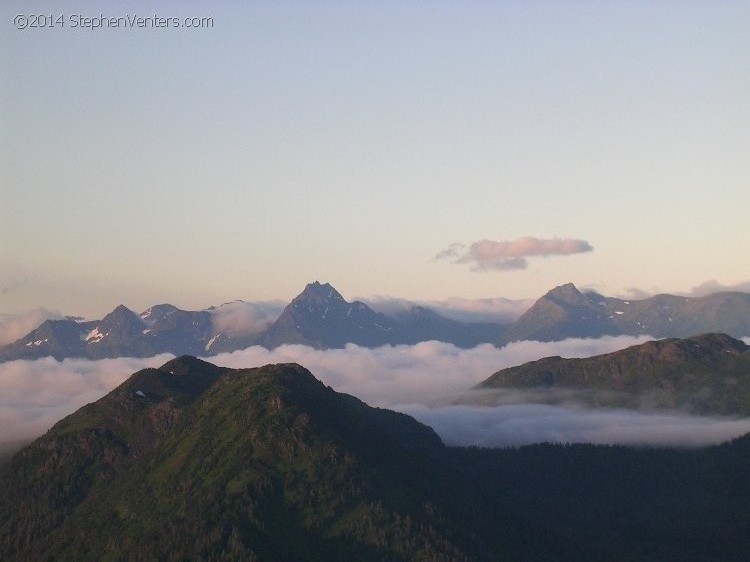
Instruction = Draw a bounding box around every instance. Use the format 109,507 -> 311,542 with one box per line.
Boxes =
209,300 -> 285,337
362,296 -> 534,324
0,308 -> 65,346
612,280 -> 750,301
684,279 -> 750,297
2,334 -> 749,449
618,287 -> 658,300
207,335 -> 655,408
0,355 -> 171,444
399,404 -> 750,448
436,237 -> 594,271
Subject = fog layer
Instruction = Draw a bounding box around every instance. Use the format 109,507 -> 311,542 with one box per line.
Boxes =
2,336 -> 749,448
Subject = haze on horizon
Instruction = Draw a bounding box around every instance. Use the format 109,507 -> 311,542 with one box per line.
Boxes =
2,1 -> 748,319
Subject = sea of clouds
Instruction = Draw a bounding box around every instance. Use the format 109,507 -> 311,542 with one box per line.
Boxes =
3,335 -> 750,449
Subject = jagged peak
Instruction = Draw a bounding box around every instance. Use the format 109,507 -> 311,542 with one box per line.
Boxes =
141,303 -> 179,316
89,305 -> 143,331
294,281 -> 346,304
542,283 -> 587,305
104,304 -> 140,318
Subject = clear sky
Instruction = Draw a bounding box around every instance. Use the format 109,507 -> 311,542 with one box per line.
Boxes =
2,0 -> 748,317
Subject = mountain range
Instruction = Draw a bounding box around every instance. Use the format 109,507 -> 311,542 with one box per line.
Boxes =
3,356 -> 750,560
2,281 -> 750,363
0,282 -> 502,362
500,282 -> 750,343
479,332 -> 750,415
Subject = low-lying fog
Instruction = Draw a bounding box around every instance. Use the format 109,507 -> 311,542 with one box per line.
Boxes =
2,335 -> 750,449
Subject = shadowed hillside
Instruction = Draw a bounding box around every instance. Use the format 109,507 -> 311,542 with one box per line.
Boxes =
3,356 -> 750,560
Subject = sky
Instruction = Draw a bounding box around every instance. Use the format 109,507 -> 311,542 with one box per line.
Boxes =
2,1 -> 749,319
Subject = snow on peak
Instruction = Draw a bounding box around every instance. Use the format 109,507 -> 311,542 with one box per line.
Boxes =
85,327 -> 105,343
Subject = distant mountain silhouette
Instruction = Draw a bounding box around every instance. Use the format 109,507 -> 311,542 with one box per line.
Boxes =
0,282 -> 504,361
256,282 -> 502,349
255,281 -> 400,348
499,283 -> 750,344
2,281 -> 749,362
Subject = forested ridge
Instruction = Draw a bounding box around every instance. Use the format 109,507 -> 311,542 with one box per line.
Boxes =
2,356 -> 749,561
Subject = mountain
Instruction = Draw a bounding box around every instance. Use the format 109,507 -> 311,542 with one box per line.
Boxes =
499,283 -> 618,342
256,282 -> 502,350
4,357 -> 750,560
3,281 -> 749,362
499,283 -> 750,344
84,305 -> 154,358
0,304 -> 215,362
0,282 -> 505,362
0,317 -> 97,361
139,305 -> 214,356
480,333 -> 750,414
394,305 -> 502,348
255,282 -> 400,349
0,357 -> 477,561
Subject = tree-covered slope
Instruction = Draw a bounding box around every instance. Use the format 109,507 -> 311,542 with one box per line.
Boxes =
0,357 -> 474,561
4,356 -> 750,561
481,333 -> 750,414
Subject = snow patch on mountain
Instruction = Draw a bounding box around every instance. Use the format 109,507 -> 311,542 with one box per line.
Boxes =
85,328 -> 105,343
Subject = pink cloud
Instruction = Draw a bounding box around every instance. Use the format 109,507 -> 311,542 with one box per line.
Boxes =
437,236 -> 593,271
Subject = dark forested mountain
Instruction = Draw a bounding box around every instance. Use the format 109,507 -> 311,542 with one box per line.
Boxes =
0,357 -> 472,561
3,357 -> 750,561
500,283 -> 750,344
480,333 -> 750,415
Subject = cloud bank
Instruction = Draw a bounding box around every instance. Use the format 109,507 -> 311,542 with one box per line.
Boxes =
436,237 -> 594,271
362,296 -> 533,324
613,279 -> 750,301
400,404 -> 750,448
0,355 -> 171,444
5,335 -> 750,450
209,300 -> 285,337
685,279 -> 750,297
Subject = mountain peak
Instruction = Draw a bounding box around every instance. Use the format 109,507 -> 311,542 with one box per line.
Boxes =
295,281 -> 345,304
98,304 -> 143,327
543,283 -> 587,305
158,355 -> 224,376
140,303 -> 179,322
109,304 -> 138,316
